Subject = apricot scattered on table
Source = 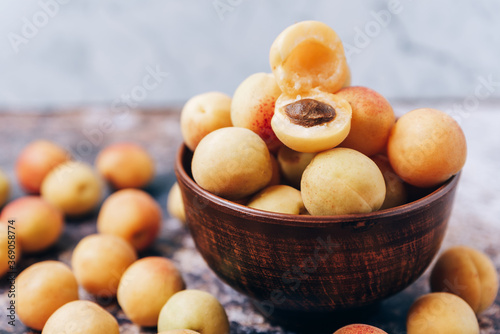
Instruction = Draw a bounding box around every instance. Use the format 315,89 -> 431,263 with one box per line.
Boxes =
117,257 -> 185,327
42,300 -> 119,334
71,233 -> 137,297
301,148 -> 385,215
430,246 -> 499,314
0,196 -> 63,253
16,140 -> 70,194
192,127 -> 272,200
41,161 -> 103,216
96,142 -> 155,189
406,292 -> 479,334
181,91 -> 232,151
97,188 -> 162,251
17,261 -> 79,331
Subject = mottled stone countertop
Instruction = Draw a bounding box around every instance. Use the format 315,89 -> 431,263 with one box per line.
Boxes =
0,101 -> 499,333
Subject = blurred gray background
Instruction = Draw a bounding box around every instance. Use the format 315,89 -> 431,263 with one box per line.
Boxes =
0,0 -> 499,110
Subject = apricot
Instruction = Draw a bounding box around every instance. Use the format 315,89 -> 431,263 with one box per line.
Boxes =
267,154 -> 281,187
0,196 -> 64,253
430,246 -> 499,314
97,189 -> 161,251
41,161 -> 103,216
181,91 -> 232,151
157,289 -> 230,334
271,89 -> 352,153
192,127 -> 272,200
0,169 -> 9,207
336,86 -> 395,156
301,148 -> 386,215
158,331 -> 200,334
270,20 -> 349,95
247,185 -> 306,215
16,140 -> 70,194
167,182 -> 186,224
0,222 -> 21,277
117,257 -> 185,327
371,154 -> 407,210
277,145 -> 315,188
42,300 -> 119,334
333,324 -> 388,334
96,142 -> 155,189
387,108 -> 467,188
71,234 -> 137,297
406,292 -> 479,334
342,66 -> 352,88
17,261 -> 79,330
231,72 -> 282,152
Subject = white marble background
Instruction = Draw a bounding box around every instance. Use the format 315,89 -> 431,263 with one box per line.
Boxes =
0,0 -> 499,109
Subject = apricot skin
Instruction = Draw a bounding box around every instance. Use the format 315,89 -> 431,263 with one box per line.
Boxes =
430,246 -> 499,314
277,146 -> 315,189
192,127 -> 272,200
71,234 -> 138,297
387,108 -> 467,188
301,148 -> 385,215
406,292 -> 479,334
371,154 -> 407,210
167,182 -> 186,224
17,261 -> 79,331
336,86 -> 395,156
96,142 -> 155,189
247,185 -> 305,215
97,189 -> 162,251
181,91 -> 232,151
333,324 -> 388,334
16,140 -> 70,194
231,73 -> 282,152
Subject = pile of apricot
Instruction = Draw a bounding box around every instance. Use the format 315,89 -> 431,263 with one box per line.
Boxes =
170,20 -> 498,334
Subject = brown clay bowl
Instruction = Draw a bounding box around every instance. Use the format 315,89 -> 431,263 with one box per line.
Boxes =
175,144 -> 459,318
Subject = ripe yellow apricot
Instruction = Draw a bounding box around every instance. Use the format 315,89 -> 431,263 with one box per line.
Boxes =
387,108 -> 466,188
271,89 -> 352,153
270,20 -> 348,95
247,185 -> 306,215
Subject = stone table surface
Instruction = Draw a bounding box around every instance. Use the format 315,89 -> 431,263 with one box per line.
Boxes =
0,101 -> 499,334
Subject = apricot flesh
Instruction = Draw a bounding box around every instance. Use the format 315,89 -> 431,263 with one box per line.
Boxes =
406,292 -> 479,334
270,20 -> 348,95
181,91 -> 232,151
336,86 -> 395,156
192,127 -> 272,200
388,108 -> 467,188
247,185 -> 306,215
271,89 -> 352,153
301,148 -> 385,215
231,72 -> 282,152
430,246 -> 499,314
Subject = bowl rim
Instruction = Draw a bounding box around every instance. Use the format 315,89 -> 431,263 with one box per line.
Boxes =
176,144 -> 460,227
